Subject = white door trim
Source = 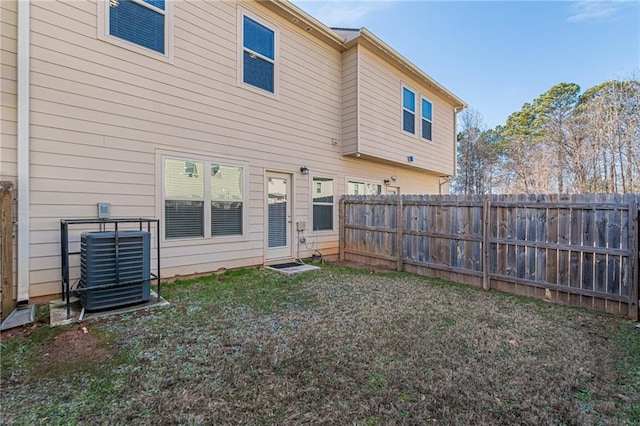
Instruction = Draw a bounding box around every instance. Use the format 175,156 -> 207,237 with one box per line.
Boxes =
265,171 -> 293,261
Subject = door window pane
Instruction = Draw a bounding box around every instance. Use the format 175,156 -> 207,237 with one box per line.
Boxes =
268,178 -> 288,248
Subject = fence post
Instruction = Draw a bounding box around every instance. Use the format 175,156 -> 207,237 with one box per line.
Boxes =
339,198 -> 345,262
629,202 -> 638,321
396,196 -> 404,271
482,198 -> 491,291
1,181 -> 15,318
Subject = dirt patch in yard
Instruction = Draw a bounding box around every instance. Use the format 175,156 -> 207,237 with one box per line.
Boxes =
33,325 -> 114,374
0,322 -> 44,341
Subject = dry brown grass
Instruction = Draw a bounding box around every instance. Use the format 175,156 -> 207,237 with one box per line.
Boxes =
1,264 -> 638,425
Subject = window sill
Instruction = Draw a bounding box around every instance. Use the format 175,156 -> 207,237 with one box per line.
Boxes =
238,81 -> 279,99
162,234 -> 248,247
310,229 -> 337,236
97,33 -> 174,64
401,130 -> 418,138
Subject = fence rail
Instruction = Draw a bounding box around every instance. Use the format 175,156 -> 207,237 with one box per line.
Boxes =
340,193 -> 639,320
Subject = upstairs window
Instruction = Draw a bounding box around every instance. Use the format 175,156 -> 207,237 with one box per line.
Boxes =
402,86 -> 416,134
106,0 -> 168,55
242,15 -> 276,93
421,97 -> 433,141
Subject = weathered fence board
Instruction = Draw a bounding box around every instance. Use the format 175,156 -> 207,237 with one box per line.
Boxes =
1,181 -> 15,318
341,194 -> 640,319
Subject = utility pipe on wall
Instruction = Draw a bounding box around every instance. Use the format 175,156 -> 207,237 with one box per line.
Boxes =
16,0 -> 30,303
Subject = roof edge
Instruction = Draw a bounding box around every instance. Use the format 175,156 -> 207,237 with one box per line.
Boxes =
262,0 -> 346,49
258,2 -> 466,109
349,28 -> 467,109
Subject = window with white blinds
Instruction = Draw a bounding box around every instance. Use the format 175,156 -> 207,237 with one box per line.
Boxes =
312,177 -> 334,231
104,0 -> 170,56
211,164 -> 243,236
164,158 -> 244,240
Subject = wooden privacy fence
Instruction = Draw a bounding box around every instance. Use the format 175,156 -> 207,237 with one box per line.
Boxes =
339,194 -> 639,320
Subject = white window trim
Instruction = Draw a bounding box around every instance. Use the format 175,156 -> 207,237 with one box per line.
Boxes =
237,7 -> 280,98
311,176 -> 335,233
97,0 -> 174,62
159,153 -> 249,245
420,95 -> 434,142
401,84 -> 417,137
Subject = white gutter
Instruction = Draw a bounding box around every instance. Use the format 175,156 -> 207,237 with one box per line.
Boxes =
17,0 -> 30,303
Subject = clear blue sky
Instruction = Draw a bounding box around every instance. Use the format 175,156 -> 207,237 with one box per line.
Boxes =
291,0 -> 640,129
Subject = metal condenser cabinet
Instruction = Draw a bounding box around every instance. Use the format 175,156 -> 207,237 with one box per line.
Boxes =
79,230 -> 151,310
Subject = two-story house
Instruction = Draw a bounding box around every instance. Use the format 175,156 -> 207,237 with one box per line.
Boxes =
0,0 -> 466,303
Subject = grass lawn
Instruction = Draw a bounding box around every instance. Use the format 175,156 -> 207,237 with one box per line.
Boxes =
2,263 -> 639,425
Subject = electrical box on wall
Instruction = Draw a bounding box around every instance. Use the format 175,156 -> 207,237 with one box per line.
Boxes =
296,221 -> 306,232
97,203 -> 111,219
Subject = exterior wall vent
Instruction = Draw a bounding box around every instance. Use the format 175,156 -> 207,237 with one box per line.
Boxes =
79,230 -> 151,310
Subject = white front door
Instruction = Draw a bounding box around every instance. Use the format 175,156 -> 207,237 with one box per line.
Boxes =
266,172 -> 292,260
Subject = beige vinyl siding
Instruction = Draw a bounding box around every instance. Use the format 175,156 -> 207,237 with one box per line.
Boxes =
0,0 -> 17,181
24,0 -> 344,298
20,0 -> 454,299
341,46 -> 358,154
357,46 -> 456,175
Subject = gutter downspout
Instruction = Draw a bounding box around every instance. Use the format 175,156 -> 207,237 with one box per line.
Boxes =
452,106 -> 462,183
17,0 -> 30,303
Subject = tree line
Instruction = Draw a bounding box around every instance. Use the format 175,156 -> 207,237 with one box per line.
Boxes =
452,77 -> 640,195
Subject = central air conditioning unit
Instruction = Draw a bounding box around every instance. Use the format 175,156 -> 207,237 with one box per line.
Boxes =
79,230 -> 151,310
